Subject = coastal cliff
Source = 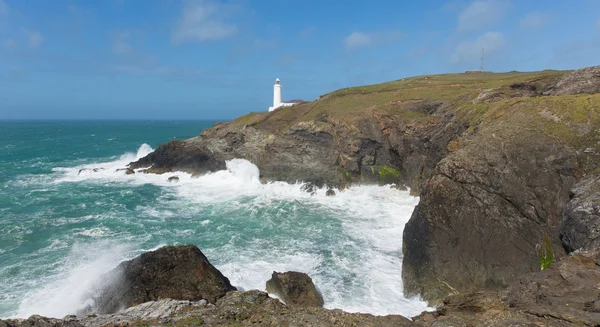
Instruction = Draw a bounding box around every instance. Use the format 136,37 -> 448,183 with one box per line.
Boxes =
129,66 -> 600,303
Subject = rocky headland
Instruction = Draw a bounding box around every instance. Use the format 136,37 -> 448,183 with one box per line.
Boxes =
128,66 -> 600,303
4,66 -> 600,326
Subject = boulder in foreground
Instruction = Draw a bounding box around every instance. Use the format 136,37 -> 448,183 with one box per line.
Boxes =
93,245 -> 236,314
266,271 -> 324,307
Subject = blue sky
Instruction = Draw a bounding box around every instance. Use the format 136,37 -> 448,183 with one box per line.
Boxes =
0,0 -> 599,119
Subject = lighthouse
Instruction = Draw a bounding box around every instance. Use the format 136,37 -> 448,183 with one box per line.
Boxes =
272,78 -> 282,110
268,78 -> 297,112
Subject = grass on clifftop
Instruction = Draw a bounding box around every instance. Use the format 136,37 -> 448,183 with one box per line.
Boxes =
231,70 -> 568,131
230,69 -> 600,156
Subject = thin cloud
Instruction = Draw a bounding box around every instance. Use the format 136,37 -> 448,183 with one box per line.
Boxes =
3,38 -> 16,49
112,31 -> 133,55
345,32 -> 372,49
298,26 -> 317,38
520,12 -> 549,30
457,0 -> 511,32
344,31 -> 403,50
22,29 -> 43,48
171,0 -> 238,44
452,31 -> 506,64
0,0 -> 8,18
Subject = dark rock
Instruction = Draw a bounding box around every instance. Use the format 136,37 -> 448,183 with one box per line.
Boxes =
402,127 -> 575,302
325,189 -> 335,197
92,245 -> 236,314
549,66 -> 600,96
561,175 -> 600,252
167,176 -> 179,183
265,271 -> 324,307
115,168 -> 135,175
128,140 -> 225,176
300,183 -> 317,195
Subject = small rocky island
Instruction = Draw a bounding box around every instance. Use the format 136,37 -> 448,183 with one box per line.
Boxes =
5,66 -> 600,326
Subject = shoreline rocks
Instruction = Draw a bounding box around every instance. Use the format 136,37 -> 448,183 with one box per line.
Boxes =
4,248 -> 600,326
265,271 -> 324,307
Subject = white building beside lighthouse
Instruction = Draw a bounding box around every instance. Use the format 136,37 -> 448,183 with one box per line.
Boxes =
268,78 -> 298,112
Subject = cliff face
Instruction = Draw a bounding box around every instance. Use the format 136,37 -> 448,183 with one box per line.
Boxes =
130,66 -> 600,302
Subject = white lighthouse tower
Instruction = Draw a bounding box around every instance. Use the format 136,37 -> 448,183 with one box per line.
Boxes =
268,78 -> 295,112
272,78 -> 282,111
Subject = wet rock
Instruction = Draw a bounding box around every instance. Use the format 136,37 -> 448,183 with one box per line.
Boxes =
561,174 -> 600,252
128,140 -> 224,176
325,189 -> 335,197
300,183 -> 317,195
266,271 -> 324,307
167,176 -> 179,183
92,245 -> 236,314
115,168 -> 135,175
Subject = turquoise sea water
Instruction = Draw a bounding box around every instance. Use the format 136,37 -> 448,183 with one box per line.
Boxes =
0,120 -> 428,319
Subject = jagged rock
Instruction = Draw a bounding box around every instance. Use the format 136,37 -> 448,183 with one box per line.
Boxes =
115,168 -> 135,175
561,175 -> 600,252
549,65 -> 600,96
505,250 -> 600,325
81,299 -> 210,327
92,245 -> 236,314
266,271 -> 324,307
325,189 -> 335,197
128,140 -> 224,176
167,176 -> 179,183
413,251 -> 600,326
300,183 -> 317,195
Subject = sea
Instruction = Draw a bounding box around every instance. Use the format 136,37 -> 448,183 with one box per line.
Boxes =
0,120 -> 429,319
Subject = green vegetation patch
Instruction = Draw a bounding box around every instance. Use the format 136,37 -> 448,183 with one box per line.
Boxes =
378,165 -> 401,182
538,233 -> 556,271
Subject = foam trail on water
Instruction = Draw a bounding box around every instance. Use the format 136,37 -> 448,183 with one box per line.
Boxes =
52,143 -> 154,183
33,146 -> 431,318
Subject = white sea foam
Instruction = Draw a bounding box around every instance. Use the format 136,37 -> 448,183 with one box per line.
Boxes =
15,241 -> 134,318
15,144 -> 430,318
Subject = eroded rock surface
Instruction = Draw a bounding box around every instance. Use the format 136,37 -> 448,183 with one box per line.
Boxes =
561,174 -> 600,252
549,65 -> 600,96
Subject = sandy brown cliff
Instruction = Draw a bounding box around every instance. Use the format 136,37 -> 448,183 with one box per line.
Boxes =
128,66 -> 600,304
